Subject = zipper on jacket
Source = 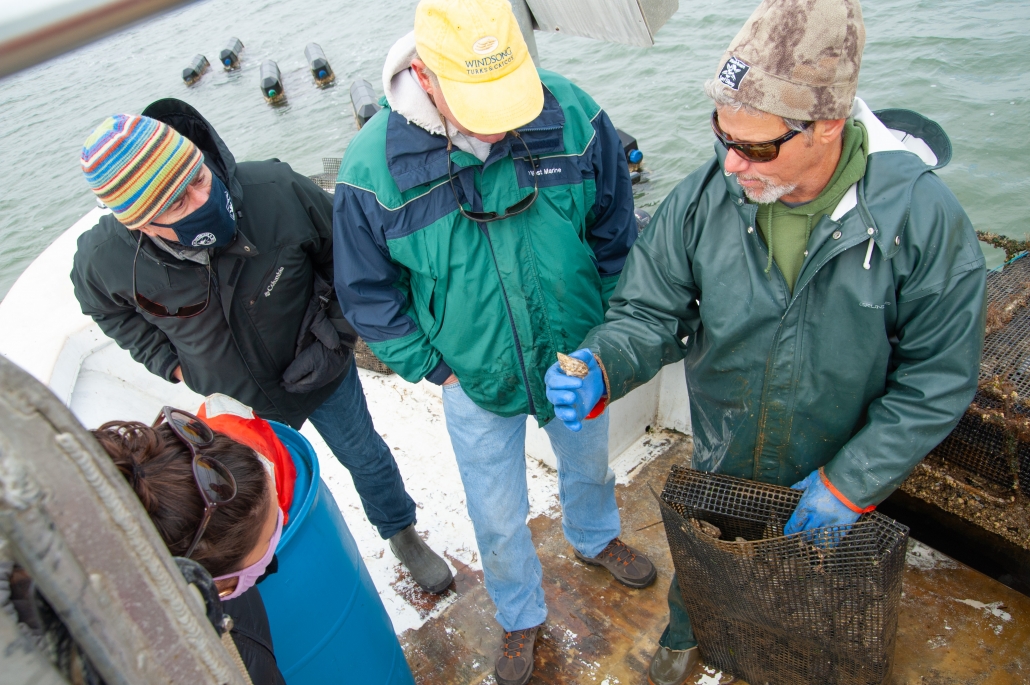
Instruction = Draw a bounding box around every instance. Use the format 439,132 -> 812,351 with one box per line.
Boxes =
481,226 -> 538,416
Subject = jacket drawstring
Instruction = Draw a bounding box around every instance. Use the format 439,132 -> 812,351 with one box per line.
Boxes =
863,228 -> 875,269
764,203 -> 774,274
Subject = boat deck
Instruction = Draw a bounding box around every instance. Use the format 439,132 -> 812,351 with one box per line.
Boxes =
397,434 -> 1030,685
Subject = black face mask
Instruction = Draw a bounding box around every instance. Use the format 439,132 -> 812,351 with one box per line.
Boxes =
153,171 -> 237,247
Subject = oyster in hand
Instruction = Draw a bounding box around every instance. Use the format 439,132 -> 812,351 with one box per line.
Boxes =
557,352 -> 589,378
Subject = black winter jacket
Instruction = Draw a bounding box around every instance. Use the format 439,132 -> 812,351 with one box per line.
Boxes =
223,586 -> 287,685
71,99 -> 345,427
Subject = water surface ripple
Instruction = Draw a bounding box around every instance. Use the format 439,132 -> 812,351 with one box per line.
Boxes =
1,0 -> 1026,298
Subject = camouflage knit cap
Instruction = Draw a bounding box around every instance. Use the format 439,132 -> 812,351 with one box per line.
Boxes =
713,0 -> 865,121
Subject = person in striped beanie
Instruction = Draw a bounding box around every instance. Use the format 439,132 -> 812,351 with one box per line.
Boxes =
81,114 -> 204,231
71,98 -> 453,604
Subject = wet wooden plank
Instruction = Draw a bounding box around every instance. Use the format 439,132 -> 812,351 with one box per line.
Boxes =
398,433 -> 1030,684
400,433 -> 687,685
893,542 -> 1030,684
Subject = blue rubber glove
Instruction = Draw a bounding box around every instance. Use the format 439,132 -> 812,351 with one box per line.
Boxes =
783,469 -> 861,543
544,349 -> 605,432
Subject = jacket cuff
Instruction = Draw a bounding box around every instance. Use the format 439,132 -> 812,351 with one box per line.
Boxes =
425,359 -> 453,385
159,356 -> 181,383
819,467 -> 876,514
592,353 -> 611,399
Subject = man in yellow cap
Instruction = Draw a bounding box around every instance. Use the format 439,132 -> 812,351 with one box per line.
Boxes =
332,1 -> 650,682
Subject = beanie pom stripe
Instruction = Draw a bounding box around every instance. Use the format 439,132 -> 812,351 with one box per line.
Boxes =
81,114 -> 203,230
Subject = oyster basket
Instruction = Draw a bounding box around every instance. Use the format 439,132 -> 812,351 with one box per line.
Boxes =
930,254 -> 1030,491
308,157 -> 343,193
658,466 -> 909,685
354,337 -> 394,375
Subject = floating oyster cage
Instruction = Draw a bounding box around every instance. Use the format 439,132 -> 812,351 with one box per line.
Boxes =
930,254 -> 1030,492
659,466 -> 908,685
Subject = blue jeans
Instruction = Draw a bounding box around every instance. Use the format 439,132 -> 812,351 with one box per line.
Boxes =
442,382 -> 620,631
307,360 -> 416,540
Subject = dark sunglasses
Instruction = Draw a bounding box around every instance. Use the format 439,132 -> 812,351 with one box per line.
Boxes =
133,232 -> 212,318
152,406 -> 237,560
710,110 -> 812,163
446,130 -> 539,223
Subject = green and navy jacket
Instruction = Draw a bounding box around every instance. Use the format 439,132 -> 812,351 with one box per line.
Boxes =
333,70 -> 636,420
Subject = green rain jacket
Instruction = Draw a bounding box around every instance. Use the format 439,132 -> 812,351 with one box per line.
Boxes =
582,100 -> 986,510
333,70 -> 637,421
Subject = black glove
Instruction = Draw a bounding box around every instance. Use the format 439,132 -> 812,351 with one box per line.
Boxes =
281,272 -> 356,394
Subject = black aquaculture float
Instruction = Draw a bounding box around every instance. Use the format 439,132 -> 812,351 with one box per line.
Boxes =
219,37 -> 244,70
182,54 -> 209,85
304,43 -> 335,87
617,127 -> 645,182
260,60 -> 286,104
350,79 -> 381,128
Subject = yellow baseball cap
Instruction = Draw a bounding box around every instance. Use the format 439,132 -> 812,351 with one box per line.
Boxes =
414,0 -> 543,135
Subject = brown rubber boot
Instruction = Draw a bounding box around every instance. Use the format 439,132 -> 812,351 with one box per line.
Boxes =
495,625 -> 541,685
574,537 -> 657,588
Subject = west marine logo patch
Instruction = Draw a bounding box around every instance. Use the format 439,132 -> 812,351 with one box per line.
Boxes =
718,56 -> 750,90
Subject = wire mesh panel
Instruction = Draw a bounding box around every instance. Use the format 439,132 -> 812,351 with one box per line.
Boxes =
660,466 -> 909,685
308,158 -> 343,193
354,338 -> 394,375
931,256 -> 1030,490
321,157 -> 342,180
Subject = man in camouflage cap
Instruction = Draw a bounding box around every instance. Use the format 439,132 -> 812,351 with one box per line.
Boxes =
545,0 -> 985,682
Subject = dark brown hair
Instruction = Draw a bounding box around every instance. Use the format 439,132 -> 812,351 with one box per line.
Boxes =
92,420 -> 271,577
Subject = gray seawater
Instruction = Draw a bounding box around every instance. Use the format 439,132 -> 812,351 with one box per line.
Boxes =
1,0 -> 1028,300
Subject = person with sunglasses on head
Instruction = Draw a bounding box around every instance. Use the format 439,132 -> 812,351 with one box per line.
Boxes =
545,1 -> 985,683
92,402 -> 286,685
332,1 -> 647,682
71,100 -> 452,596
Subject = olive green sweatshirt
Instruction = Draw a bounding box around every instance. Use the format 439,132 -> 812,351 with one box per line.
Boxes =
755,120 -> 868,292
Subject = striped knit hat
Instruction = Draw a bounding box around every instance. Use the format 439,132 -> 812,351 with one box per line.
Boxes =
81,114 -> 203,230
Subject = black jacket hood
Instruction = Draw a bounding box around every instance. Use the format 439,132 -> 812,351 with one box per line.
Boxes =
142,98 -> 244,206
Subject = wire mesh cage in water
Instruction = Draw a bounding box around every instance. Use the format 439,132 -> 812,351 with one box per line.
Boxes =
659,466 -> 909,685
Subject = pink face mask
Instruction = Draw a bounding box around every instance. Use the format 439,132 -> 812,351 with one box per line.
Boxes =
215,508 -> 283,600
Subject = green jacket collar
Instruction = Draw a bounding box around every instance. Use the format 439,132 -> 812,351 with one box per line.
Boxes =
384,85 -> 567,192
719,97 -> 954,264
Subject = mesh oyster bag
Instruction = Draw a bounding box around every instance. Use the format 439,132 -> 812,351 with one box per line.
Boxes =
658,466 -> 909,685
307,157 -> 343,193
930,254 -> 1030,491
354,338 -> 395,375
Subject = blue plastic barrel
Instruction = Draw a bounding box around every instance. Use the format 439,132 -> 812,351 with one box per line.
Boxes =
260,423 -> 414,685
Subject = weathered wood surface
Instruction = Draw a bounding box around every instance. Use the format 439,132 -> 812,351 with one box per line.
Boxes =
0,355 -> 248,685
398,434 -> 1030,684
